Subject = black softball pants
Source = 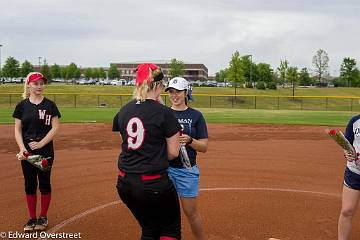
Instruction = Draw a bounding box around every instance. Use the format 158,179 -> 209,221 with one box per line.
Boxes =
21,160 -> 52,195
116,173 -> 181,240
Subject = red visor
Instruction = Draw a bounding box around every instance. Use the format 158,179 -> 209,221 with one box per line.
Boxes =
26,72 -> 48,84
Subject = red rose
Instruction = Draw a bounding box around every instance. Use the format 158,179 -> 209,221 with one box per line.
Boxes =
23,151 -> 31,158
41,159 -> 48,168
329,129 -> 337,136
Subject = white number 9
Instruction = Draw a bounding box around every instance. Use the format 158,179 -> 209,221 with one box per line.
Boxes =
126,117 -> 145,150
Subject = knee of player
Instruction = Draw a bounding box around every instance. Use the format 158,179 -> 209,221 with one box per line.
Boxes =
340,207 -> 357,218
25,183 -> 38,194
183,208 -> 198,219
39,185 -> 52,194
25,188 -> 37,195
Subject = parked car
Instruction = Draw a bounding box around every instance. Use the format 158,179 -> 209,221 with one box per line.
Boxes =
110,80 -> 122,86
206,80 -> 217,87
127,79 -> 136,86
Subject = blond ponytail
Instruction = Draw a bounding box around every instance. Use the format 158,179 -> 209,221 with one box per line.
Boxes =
133,80 -> 150,101
133,80 -> 161,102
22,80 -> 30,99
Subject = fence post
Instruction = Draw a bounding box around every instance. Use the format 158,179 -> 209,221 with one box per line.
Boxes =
9,94 -> 11,107
120,95 -> 123,107
74,95 -> 77,108
351,98 -> 353,111
97,95 -> 100,107
232,96 -> 234,108
254,96 -> 257,109
300,98 -> 303,110
325,97 -> 328,111
54,94 -> 56,104
210,96 -> 212,108
277,97 -> 280,110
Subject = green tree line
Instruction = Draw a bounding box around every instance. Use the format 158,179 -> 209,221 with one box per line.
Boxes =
0,58 -> 121,81
215,49 -> 360,89
1,50 -> 359,88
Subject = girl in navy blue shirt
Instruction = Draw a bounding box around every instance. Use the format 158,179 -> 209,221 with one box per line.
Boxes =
165,77 -> 208,240
338,114 -> 360,240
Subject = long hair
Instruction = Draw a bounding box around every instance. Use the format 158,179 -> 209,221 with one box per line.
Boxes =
22,80 -> 30,99
133,80 -> 162,102
133,64 -> 164,102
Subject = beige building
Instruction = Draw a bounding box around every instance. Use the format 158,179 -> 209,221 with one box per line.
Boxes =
112,62 -> 208,82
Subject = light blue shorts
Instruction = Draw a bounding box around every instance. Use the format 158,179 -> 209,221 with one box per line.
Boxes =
167,165 -> 200,198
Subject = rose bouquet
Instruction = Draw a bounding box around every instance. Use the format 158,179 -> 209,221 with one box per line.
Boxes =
180,144 -> 192,170
18,152 -> 52,171
327,129 -> 359,162
179,129 -> 192,170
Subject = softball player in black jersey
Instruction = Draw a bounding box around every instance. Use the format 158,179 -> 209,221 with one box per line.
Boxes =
13,72 -> 61,232
113,64 -> 182,240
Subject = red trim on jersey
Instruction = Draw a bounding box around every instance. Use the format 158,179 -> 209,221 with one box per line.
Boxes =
118,170 -> 125,177
160,237 -> 177,240
141,174 -> 161,181
118,171 -> 161,181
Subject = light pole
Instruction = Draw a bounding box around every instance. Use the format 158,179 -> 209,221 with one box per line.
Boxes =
244,54 -> 253,87
0,44 -> 3,82
38,56 -> 42,71
249,55 -> 253,87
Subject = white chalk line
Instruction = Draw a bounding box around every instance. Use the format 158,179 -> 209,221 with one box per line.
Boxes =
200,187 -> 341,197
39,187 -> 341,239
38,201 -> 120,239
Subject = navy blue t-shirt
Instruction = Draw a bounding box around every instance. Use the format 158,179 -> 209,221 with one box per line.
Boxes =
345,114 -> 360,175
169,107 -> 208,168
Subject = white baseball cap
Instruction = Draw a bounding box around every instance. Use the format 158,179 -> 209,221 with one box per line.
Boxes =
165,77 -> 189,92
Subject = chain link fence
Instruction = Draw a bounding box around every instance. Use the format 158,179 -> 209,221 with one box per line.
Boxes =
1,93 -> 360,111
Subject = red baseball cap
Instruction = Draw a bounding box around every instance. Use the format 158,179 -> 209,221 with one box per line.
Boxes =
26,72 -> 48,84
135,63 -> 163,86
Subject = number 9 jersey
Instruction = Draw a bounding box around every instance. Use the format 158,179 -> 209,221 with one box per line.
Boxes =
112,99 -> 181,175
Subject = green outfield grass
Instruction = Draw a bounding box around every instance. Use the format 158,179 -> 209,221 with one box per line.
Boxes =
0,107 -> 356,126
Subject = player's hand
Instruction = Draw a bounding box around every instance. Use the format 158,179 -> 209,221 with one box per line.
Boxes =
28,141 -> 43,150
343,149 -> 358,162
179,134 -> 191,145
16,150 -> 27,161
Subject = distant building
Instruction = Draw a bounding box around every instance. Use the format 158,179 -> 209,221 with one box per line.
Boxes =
111,62 -> 208,82
34,61 -> 209,82
207,75 -> 215,81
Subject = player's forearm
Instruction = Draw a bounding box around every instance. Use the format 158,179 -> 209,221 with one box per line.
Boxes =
166,132 -> 181,160
39,124 -> 59,148
168,151 -> 179,160
189,139 -> 208,153
14,128 -> 26,151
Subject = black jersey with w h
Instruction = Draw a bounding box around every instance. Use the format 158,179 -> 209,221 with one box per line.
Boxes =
13,98 -> 61,142
113,99 -> 181,174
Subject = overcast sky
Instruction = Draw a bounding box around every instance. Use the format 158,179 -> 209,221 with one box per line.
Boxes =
1,0 -> 359,75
